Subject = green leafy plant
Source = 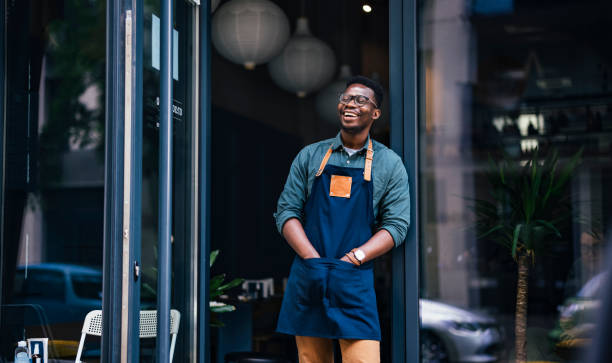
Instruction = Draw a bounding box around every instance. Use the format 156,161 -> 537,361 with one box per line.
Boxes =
470,148 -> 582,363
209,250 -> 243,327
140,249 -> 243,327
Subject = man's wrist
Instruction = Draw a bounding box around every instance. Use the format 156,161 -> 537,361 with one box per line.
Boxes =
302,250 -> 320,259
351,248 -> 366,265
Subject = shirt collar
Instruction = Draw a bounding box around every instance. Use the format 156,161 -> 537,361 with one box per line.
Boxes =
332,132 -> 371,153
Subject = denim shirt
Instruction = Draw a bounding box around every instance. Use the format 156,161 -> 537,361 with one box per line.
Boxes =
274,133 -> 411,247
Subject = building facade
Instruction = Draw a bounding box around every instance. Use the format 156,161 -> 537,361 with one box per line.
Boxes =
1,0 -> 610,362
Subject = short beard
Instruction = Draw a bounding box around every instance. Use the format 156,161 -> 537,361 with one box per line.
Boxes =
341,123 -> 369,135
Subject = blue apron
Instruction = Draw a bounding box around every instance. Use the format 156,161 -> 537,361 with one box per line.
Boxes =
276,140 -> 381,341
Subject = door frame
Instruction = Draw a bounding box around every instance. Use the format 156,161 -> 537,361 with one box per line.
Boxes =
389,0 -> 420,362
195,0 -> 419,362
197,0 -> 212,362
0,0 -> 5,294
102,0 -> 143,361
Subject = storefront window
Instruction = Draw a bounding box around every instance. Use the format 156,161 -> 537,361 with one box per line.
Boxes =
418,0 -> 611,361
1,0 -> 105,360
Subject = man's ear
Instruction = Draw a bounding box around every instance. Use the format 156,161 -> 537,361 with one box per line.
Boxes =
372,108 -> 381,120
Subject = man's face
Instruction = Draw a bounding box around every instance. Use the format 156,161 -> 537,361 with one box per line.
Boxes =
337,83 -> 381,135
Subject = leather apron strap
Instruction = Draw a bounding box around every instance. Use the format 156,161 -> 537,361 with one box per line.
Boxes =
364,139 -> 374,182
315,139 -> 374,180
316,145 -> 333,177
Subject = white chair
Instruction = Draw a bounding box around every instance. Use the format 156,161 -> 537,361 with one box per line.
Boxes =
75,309 -> 181,363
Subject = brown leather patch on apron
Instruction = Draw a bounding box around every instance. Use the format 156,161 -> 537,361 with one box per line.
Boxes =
329,175 -> 352,198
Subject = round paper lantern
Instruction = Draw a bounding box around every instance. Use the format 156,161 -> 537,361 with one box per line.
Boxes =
268,17 -> 336,97
212,0 -> 290,70
315,64 -> 352,124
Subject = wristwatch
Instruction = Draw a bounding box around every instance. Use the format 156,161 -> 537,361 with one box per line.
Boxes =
352,248 -> 366,265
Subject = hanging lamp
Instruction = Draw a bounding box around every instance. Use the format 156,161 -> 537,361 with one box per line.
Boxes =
211,0 -> 290,70
268,17 -> 336,97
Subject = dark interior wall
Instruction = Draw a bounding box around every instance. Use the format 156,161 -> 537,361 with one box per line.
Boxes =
210,107 -> 302,281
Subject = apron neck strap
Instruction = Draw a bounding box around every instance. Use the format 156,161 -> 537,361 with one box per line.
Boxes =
316,145 -> 334,177
315,139 -> 374,180
363,139 -> 373,182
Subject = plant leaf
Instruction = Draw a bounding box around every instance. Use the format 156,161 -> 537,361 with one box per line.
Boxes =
211,304 -> 237,313
210,250 -> 220,267
217,278 -> 244,292
209,273 -> 225,291
477,224 -> 505,239
535,219 -> 561,237
551,148 -> 582,195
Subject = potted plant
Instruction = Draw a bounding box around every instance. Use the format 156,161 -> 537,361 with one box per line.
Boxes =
209,250 -> 244,326
141,249 -> 243,326
470,148 -> 582,362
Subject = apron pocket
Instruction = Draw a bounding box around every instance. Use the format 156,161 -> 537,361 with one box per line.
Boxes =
293,258 -> 327,306
327,266 -> 374,309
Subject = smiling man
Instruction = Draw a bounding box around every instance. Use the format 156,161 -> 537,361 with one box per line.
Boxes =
274,76 -> 411,363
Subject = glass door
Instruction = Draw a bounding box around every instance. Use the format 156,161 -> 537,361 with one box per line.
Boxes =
1,0 -> 106,361
139,0 -> 198,361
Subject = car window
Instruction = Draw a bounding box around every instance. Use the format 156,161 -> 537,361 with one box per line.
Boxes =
17,270 -> 65,300
71,273 -> 102,299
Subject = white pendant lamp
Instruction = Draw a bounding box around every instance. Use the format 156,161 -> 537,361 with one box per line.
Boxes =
211,0 -> 290,70
316,65 -> 352,124
268,17 -> 336,98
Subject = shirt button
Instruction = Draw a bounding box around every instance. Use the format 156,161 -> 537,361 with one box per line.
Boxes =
346,160 -> 350,164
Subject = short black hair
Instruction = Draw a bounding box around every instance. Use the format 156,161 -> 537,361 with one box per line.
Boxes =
345,75 -> 384,108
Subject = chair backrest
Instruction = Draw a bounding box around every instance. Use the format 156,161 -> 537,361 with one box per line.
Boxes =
139,309 -> 181,338
77,309 -> 181,363
81,309 -> 180,337
81,310 -> 103,336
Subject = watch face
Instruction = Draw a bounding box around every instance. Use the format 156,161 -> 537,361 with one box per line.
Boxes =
354,249 -> 365,261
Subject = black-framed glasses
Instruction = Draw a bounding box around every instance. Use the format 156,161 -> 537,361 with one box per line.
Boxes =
338,93 -> 378,108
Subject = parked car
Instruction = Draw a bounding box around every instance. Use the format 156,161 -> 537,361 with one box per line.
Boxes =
420,299 -> 504,363
548,272 -> 607,357
12,263 -> 102,326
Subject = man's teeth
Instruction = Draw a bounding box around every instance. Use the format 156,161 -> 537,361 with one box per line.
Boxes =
344,112 -> 358,117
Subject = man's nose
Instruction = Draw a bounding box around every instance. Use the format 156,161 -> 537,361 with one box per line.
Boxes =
346,98 -> 359,107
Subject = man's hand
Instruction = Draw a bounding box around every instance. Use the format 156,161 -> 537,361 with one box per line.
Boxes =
282,218 -> 321,259
340,254 -> 357,265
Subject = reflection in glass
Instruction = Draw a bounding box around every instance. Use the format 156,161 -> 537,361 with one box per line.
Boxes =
2,0 -> 105,361
419,0 -> 611,362
140,0 -> 196,361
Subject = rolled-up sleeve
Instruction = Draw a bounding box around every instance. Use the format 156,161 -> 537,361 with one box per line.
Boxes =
274,148 -> 310,234
378,156 -> 411,247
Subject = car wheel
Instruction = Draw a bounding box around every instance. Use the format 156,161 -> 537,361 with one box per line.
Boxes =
421,331 -> 450,363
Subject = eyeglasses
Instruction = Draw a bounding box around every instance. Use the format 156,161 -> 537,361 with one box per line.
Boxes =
339,93 -> 378,108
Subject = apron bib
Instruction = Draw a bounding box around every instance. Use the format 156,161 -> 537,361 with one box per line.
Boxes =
276,140 -> 381,340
